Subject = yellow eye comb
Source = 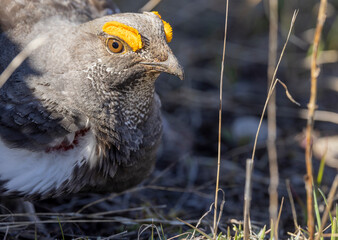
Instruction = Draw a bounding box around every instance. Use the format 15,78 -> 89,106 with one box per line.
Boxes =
151,11 -> 173,43
102,21 -> 143,52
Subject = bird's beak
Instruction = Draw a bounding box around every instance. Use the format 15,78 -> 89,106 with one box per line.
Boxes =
141,53 -> 184,80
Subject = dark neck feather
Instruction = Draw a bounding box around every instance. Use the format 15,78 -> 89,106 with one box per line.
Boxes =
82,61 -> 159,161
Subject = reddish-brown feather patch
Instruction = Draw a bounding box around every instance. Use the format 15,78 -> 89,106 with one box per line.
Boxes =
45,128 -> 90,153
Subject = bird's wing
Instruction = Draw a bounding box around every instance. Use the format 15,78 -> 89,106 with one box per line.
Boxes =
0,76 -> 90,151
0,72 -> 97,199
0,0 -> 107,149
0,0 -> 119,32
0,0 -> 122,198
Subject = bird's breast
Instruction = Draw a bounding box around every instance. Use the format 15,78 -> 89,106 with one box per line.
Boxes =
0,130 -> 97,199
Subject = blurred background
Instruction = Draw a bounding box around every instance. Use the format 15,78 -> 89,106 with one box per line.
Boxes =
2,0 -> 337,239
112,0 -> 338,237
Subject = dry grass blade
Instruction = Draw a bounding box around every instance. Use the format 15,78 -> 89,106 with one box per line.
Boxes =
275,197 -> 284,238
168,232 -> 192,240
323,233 -> 338,238
216,189 -> 226,228
87,205 -> 167,217
3,226 -> 9,240
139,0 -> 162,12
299,109 -> 338,125
138,224 -> 162,240
0,217 -> 186,231
315,175 -> 338,240
251,10 -> 298,163
177,218 -> 212,240
190,203 -> 214,240
243,9 -> 297,240
213,0 -> 229,239
0,35 -> 47,88
267,0 -> 279,237
305,0 -> 327,239
244,159 -> 253,240
101,231 -> 128,240
0,205 -> 166,222
286,179 -> 299,230
276,79 -> 300,106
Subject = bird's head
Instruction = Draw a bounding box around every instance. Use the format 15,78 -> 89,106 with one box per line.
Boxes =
72,12 -> 183,90
56,12 -> 184,140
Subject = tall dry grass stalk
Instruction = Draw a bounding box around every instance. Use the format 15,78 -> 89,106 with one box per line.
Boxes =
243,159 -> 253,240
286,179 -> 299,230
139,0 -> 162,12
250,10 -> 298,165
245,10 -> 298,240
305,0 -> 327,239
267,0 -> 279,239
213,0 -> 229,239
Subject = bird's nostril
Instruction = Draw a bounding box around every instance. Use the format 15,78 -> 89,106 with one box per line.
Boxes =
154,52 -> 168,62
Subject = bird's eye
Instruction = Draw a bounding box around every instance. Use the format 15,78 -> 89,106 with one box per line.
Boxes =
106,38 -> 124,53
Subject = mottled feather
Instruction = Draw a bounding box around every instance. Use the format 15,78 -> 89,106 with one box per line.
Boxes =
0,0 -> 182,200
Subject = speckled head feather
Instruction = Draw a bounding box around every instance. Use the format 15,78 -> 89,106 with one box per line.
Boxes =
151,11 -> 173,42
0,1 -> 183,200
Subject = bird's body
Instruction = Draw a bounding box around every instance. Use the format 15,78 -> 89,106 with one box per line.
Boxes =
0,0 -> 183,199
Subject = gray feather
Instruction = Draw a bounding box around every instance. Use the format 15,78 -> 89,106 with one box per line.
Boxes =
0,0 -> 181,199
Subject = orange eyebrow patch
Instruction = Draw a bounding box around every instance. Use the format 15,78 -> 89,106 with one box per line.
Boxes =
151,11 -> 173,43
151,11 -> 162,19
102,21 -> 143,51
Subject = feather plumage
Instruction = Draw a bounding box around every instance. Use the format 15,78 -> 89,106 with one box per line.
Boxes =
0,0 -> 182,199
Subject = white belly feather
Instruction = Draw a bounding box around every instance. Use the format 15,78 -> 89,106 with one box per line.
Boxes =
0,131 -> 97,196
